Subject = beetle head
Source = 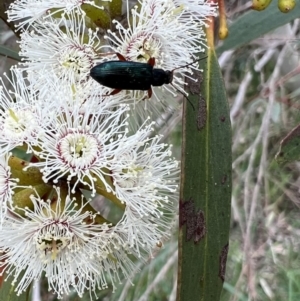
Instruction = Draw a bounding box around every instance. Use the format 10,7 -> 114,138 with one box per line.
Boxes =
165,71 -> 173,84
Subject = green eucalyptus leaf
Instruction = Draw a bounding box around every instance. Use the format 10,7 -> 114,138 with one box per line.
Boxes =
217,0 -> 300,54
109,0 -> 122,19
0,272 -> 30,301
82,3 -> 111,29
0,45 -> 20,61
83,0 -> 122,29
177,49 -> 232,301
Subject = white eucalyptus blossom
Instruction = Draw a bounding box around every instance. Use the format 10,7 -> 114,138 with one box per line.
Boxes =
111,132 -> 178,218
0,67 -> 53,155
0,154 -> 18,225
6,0 -> 107,28
117,206 -> 176,257
173,0 -> 218,24
19,11 -> 107,86
0,187 -> 136,298
26,103 -> 131,196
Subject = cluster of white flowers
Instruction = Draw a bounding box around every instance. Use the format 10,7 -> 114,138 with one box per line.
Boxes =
0,0 -> 216,299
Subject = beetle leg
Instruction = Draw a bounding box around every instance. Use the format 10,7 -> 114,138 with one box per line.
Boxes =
148,88 -> 152,98
148,57 -> 155,67
109,89 -> 122,96
116,53 -> 127,61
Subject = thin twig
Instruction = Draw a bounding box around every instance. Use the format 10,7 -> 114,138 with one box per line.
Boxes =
136,251 -> 178,301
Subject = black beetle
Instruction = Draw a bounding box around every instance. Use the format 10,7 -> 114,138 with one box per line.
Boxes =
90,53 -> 201,99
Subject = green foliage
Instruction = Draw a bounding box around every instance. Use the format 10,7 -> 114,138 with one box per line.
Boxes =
177,50 -> 232,301
217,0 -> 300,54
0,272 -> 29,301
0,45 -> 20,61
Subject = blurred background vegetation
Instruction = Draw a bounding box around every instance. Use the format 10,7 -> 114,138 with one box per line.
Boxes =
1,0 -> 300,300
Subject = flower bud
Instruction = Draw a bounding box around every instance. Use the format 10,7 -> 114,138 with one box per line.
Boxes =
252,0 -> 272,10
11,184 -> 52,215
278,0 -> 296,12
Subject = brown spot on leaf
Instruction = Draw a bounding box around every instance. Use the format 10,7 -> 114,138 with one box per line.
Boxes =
197,97 -> 207,131
218,243 -> 229,282
194,210 -> 206,243
180,198 -> 206,243
221,175 -> 227,184
220,116 -> 226,122
186,70 -> 203,95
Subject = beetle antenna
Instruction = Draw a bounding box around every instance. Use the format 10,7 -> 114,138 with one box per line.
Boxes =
171,84 -> 195,111
169,56 -> 207,111
171,56 -> 208,72
183,94 -> 195,111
